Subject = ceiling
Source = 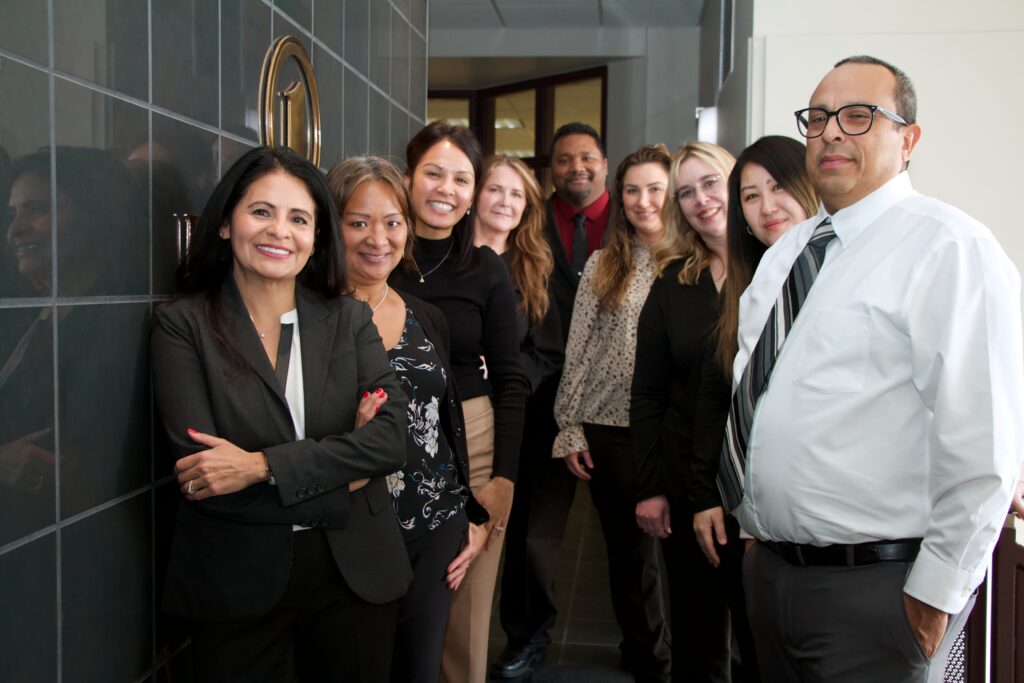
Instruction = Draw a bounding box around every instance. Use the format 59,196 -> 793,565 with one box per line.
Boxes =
429,0 -> 705,30
427,1 -> 705,90
428,56 -> 612,90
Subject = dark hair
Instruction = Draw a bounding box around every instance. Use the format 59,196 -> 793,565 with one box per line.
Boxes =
834,55 -> 917,124
405,119 -> 483,272
8,147 -> 145,295
549,122 -> 605,158
714,136 -> 818,379
180,145 -> 344,297
178,146 -> 343,369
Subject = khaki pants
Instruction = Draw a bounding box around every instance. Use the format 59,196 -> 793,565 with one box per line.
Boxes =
440,396 -> 505,683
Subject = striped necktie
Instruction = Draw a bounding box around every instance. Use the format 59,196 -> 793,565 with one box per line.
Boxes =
718,217 -> 837,511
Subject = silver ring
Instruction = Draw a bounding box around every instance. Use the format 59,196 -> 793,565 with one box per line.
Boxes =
187,479 -> 195,495
494,525 -> 505,532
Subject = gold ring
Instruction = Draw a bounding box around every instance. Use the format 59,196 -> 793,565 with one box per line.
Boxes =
187,479 -> 195,495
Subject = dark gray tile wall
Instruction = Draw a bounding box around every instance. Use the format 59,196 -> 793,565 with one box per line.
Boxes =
0,1 -> 427,680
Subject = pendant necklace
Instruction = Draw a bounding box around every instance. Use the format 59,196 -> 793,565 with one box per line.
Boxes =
413,241 -> 454,283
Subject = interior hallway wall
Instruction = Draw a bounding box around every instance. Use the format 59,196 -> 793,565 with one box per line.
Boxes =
0,1 -> 426,680
714,0 -> 1024,275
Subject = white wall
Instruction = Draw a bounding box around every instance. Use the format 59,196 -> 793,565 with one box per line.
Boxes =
744,0 -> 1024,272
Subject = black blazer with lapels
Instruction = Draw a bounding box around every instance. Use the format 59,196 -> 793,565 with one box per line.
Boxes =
151,277 -> 413,622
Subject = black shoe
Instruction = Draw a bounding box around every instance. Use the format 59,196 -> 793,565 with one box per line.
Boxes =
489,645 -> 545,679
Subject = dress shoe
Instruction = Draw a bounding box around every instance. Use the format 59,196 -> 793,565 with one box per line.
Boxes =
489,645 -> 545,679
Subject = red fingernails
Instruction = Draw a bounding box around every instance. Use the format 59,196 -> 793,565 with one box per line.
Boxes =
374,387 -> 384,396
187,428 -> 197,435
362,391 -> 370,398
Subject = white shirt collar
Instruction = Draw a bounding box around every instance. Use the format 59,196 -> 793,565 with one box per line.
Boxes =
823,172 -> 916,247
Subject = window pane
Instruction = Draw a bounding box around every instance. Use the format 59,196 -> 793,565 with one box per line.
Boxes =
493,89 -> 535,158
554,77 -> 602,133
427,98 -> 469,127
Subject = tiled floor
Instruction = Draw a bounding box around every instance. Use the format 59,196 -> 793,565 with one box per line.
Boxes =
487,484 -> 637,682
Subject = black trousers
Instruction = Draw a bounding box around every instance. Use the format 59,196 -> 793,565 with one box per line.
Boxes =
498,377 -> 577,650
661,499 -> 759,683
189,529 -> 400,683
584,423 -> 671,683
391,511 -> 468,683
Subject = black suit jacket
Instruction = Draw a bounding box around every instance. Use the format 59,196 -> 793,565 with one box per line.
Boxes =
152,278 -> 412,622
401,292 -> 489,525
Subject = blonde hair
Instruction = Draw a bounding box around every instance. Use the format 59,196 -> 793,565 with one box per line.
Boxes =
591,144 -> 672,312
325,156 -> 414,289
475,155 -> 553,325
657,142 -> 736,285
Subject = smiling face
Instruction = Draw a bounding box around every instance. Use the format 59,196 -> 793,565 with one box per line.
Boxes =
6,173 -> 54,290
341,180 -> 408,289
806,62 -> 921,212
675,156 -> 728,244
550,133 -> 608,209
738,162 -> 809,247
621,162 -> 668,245
408,139 -> 475,238
473,163 -> 527,241
224,170 -> 316,286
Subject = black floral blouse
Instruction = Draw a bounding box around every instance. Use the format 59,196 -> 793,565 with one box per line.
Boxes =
386,305 -> 466,539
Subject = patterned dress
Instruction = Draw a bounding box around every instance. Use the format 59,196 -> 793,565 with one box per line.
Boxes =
386,305 -> 465,539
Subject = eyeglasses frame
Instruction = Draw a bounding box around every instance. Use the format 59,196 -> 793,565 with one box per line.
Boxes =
794,104 -> 908,139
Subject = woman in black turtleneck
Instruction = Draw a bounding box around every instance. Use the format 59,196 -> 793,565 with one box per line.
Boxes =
389,120 -> 528,683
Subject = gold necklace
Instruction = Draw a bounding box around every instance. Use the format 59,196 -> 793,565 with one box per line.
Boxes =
413,241 -> 454,283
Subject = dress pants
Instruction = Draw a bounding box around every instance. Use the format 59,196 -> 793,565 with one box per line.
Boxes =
189,528 -> 400,683
661,499 -> 758,683
499,376 -> 577,651
583,423 -> 672,683
743,541 -> 975,683
440,396 -> 505,683
391,511 -> 468,683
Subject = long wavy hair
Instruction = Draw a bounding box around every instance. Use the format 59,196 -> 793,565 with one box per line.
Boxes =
591,144 -> 672,312
405,119 -> 483,273
474,155 -> 552,325
714,136 -> 819,380
657,142 -> 736,286
325,155 -> 415,292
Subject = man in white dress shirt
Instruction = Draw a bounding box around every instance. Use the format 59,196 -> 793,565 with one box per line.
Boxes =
730,56 -> 1024,682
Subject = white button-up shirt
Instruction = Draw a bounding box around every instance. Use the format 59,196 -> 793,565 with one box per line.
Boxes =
733,172 -> 1024,614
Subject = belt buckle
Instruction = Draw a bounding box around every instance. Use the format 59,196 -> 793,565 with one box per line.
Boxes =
793,545 -> 805,566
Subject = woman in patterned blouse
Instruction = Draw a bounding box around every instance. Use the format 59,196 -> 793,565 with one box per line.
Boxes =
326,156 -> 488,683
552,144 -> 677,682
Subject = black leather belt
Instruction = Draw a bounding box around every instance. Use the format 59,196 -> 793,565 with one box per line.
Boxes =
762,538 -> 922,567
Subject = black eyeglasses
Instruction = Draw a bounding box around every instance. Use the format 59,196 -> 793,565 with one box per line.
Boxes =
794,104 -> 908,138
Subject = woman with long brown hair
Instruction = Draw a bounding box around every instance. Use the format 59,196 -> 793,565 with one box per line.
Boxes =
553,143 -> 674,682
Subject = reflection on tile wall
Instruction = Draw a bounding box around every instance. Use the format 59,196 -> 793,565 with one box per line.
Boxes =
0,1 -> 427,680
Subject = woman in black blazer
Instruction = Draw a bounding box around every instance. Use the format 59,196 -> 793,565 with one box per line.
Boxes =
151,146 -> 411,682
326,156 -> 488,683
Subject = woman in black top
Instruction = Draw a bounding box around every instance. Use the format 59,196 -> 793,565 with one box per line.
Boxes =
327,156 -> 489,683
389,121 -> 528,683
